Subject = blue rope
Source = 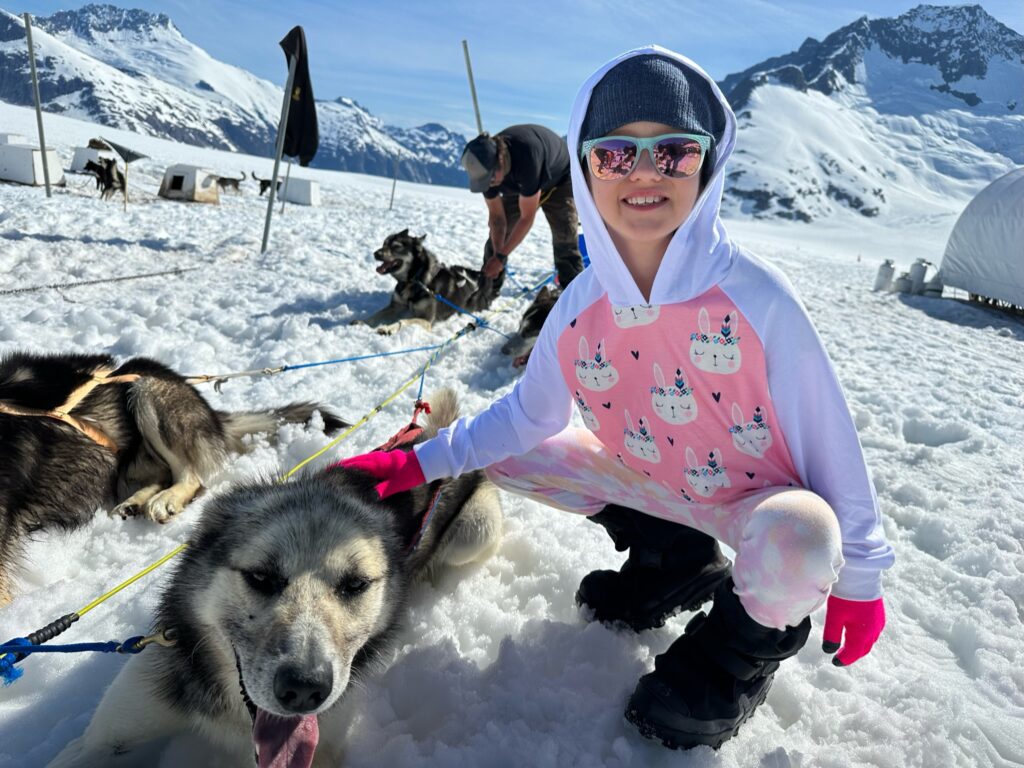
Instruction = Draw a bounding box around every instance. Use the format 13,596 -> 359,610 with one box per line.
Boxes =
281,344 -> 444,371
1,635 -> 148,686
432,294 -> 513,340
503,266 -> 530,293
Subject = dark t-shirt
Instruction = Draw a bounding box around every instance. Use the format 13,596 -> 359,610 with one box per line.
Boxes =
483,124 -> 570,199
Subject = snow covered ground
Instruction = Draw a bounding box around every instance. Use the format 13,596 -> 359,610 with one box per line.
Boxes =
1,102 -> 1022,768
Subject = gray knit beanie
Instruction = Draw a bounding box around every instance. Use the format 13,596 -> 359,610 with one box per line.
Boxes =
580,54 -> 727,181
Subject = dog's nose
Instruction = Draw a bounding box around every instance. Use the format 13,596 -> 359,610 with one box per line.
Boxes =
273,663 -> 333,714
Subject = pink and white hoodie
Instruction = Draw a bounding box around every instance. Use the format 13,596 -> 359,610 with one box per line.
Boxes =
415,45 -> 894,602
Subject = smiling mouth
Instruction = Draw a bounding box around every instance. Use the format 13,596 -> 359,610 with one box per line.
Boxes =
376,259 -> 401,275
623,195 -> 667,208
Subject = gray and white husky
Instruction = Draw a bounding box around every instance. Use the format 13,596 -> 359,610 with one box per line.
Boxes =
0,351 -> 345,607
48,390 -> 502,768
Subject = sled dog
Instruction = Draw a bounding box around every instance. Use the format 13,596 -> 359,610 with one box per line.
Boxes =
216,172 -> 246,193
48,390 -> 502,768
353,229 -> 500,335
0,351 -> 344,606
500,284 -> 560,368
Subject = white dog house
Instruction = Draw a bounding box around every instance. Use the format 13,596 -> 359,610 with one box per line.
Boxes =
0,133 -> 28,145
158,164 -> 219,204
69,145 -> 118,173
0,143 -> 65,186
279,177 -> 320,206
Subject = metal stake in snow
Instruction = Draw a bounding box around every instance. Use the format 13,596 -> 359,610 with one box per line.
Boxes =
389,151 -> 400,211
23,13 -> 51,198
261,53 -> 299,254
462,40 -> 483,135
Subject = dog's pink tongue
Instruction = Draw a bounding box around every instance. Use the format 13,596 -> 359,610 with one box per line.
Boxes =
253,710 -> 319,768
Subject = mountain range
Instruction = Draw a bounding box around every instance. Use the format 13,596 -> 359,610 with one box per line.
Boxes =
0,3 -> 1021,220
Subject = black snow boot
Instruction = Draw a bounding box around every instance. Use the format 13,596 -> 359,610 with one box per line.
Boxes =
625,577 -> 811,750
575,505 -> 731,631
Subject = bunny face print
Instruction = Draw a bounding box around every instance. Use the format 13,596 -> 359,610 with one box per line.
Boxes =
650,362 -> 698,425
684,446 -> 731,498
689,307 -> 742,374
730,403 -> 773,459
623,410 -> 661,464
574,389 -> 601,431
612,303 -> 660,329
575,336 -> 620,391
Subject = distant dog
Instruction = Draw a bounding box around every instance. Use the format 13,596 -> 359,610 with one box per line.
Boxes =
48,390 -> 502,768
353,229 -> 500,335
501,284 -> 561,367
216,171 -> 246,193
252,171 -> 282,196
0,351 -> 346,606
83,158 -> 125,200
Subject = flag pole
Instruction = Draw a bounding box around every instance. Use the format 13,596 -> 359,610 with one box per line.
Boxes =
461,40 -> 483,135
261,53 -> 298,254
388,151 -> 399,211
280,160 -> 292,214
23,13 -> 51,198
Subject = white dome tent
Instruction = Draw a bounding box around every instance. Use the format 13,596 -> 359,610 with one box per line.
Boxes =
940,168 -> 1024,312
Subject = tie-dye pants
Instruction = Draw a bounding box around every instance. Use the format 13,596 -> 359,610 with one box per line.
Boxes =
486,427 -> 844,630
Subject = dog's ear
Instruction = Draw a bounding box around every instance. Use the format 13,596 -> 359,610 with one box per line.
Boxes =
398,228 -> 409,237
417,233 -> 427,242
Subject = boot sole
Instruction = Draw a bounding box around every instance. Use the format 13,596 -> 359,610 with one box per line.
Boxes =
576,564 -> 730,632
624,675 -> 772,750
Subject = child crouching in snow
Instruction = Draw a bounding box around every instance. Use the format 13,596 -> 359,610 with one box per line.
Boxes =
341,45 -> 894,749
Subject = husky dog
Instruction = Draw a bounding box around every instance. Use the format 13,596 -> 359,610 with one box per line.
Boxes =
353,230 -> 500,335
252,171 -> 283,196
216,172 -> 246,193
0,351 -> 345,606
83,158 -> 125,200
48,390 -> 502,768
500,284 -> 561,367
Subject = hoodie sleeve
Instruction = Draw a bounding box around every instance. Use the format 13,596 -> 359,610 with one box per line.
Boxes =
724,257 -> 895,601
413,293 -> 575,482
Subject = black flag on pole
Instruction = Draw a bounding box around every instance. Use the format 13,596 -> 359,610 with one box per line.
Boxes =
279,26 -> 319,167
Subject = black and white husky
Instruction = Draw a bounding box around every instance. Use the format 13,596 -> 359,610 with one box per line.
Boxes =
353,230 -> 500,335
0,351 -> 345,606
48,390 -> 502,768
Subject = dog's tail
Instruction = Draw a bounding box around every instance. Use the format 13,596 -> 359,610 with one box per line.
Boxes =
421,388 -> 460,439
219,403 -> 348,452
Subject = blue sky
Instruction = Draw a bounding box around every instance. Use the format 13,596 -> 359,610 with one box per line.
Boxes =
15,1 -> 1024,136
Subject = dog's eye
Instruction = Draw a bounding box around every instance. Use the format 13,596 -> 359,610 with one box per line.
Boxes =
336,576 -> 370,598
242,570 -> 285,596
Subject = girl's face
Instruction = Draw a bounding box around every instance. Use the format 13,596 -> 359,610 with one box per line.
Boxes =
586,121 -> 703,251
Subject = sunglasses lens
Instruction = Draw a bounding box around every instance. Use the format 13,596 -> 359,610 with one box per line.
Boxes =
653,137 -> 704,178
589,139 -> 638,179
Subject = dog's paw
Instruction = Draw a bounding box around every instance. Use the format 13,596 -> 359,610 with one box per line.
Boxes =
143,492 -> 185,525
109,502 -> 142,521
376,324 -> 399,336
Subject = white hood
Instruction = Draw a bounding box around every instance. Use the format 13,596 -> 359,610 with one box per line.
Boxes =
567,45 -> 739,307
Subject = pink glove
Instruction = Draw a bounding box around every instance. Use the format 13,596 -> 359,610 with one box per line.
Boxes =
335,450 -> 425,499
822,595 -> 886,667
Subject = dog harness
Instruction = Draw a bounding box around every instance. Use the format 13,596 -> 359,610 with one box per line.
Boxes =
0,369 -> 140,453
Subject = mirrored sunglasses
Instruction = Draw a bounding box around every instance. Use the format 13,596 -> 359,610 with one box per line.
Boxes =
580,133 -> 711,181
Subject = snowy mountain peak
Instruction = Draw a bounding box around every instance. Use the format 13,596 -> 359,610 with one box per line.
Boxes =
34,3 -> 179,41
721,3 -> 1024,113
